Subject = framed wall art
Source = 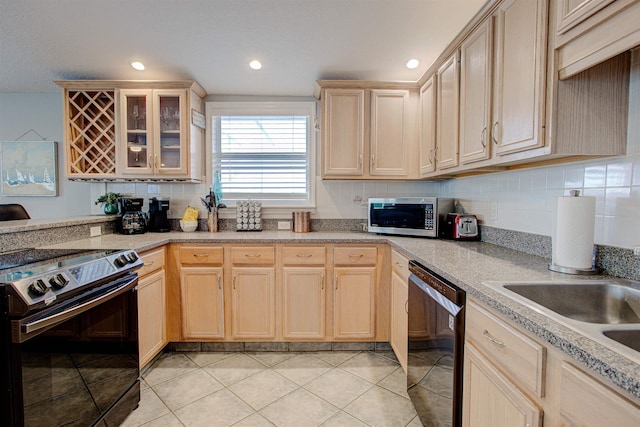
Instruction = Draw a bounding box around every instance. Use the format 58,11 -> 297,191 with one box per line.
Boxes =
1,141 -> 57,196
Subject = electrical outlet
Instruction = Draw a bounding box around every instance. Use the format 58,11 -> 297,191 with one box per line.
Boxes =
490,203 -> 498,221
278,221 -> 291,230
634,245 -> 640,256
90,226 -> 101,237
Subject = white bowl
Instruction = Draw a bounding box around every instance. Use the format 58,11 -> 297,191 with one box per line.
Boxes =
180,220 -> 198,232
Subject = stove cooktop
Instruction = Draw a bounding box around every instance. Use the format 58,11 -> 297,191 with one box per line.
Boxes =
0,248 -> 142,317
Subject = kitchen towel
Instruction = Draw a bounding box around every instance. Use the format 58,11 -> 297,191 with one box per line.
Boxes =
552,194 -> 596,269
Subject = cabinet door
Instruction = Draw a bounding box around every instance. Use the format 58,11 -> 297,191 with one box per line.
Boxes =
559,362 -> 640,427
138,269 -> 166,367
334,267 -> 376,339
180,266 -> 224,339
283,267 -> 326,340
119,89 -> 154,175
556,0 -> 616,35
370,89 -> 410,176
322,89 -> 365,177
231,267 -> 276,339
459,19 -> 492,164
436,52 -> 460,170
463,344 -> 542,427
390,271 -> 408,373
419,75 -> 437,176
492,0 -> 547,155
153,89 -> 189,176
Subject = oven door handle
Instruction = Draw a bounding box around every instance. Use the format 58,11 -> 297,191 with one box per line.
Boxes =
14,275 -> 138,343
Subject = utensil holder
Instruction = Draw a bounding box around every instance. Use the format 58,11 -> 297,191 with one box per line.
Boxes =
207,210 -> 218,232
292,211 -> 311,232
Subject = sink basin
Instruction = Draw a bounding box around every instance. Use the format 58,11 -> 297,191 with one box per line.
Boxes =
603,330 -> 640,353
503,282 -> 640,324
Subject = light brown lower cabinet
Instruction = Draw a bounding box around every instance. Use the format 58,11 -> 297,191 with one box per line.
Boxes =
138,269 -> 167,367
333,266 -> 376,339
138,247 -> 167,368
390,270 -> 408,372
180,266 -> 224,339
559,362 -> 640,426
463,344 -> 542,427
180,267 -> 224,340
282,267 -> 326,340
231,267 -> 276,339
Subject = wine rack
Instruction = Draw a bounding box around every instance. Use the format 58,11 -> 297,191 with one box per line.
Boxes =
65,90 -> 117,177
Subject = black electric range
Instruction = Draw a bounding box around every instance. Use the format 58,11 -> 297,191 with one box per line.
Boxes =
0,247 -> 143,426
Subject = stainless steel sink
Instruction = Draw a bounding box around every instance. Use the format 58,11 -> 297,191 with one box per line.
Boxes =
503,283 -> 640,324
482,279 -> 640,364
603,330 -> 640,353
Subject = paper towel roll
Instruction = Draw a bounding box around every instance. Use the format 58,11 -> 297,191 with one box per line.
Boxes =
552,195 -> 596,269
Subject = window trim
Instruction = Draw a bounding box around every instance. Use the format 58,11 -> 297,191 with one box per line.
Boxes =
205,101 -> 317,211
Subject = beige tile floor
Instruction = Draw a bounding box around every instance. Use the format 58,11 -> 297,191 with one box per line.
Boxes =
122,350 -> 421,427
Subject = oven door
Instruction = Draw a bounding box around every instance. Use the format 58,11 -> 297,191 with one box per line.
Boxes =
408,272 -> 465,427
4,274 -> 139,427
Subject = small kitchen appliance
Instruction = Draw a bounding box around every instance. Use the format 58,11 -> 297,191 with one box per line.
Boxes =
148,197 -> 171,232
118,197 -> 147,235
368,197 -> 454,238
441,213 -> 479,240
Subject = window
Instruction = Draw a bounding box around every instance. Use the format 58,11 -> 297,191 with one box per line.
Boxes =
207,101 -> 316,208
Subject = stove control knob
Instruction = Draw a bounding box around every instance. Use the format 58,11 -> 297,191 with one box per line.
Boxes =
49,274 -> 69,290
125,252 -> 138,263
29,279 -> 50,296
114,255 -> 129,268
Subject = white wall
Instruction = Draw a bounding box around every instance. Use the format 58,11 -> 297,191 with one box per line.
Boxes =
0,93 -> 92,218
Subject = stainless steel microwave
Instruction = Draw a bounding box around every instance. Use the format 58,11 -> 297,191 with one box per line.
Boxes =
367,197 -> 454,238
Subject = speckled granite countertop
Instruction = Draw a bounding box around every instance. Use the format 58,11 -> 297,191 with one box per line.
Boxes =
40,230 -> 640,400
0,216 -> 114,234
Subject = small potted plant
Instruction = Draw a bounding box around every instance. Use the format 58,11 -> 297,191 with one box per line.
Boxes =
95,192 -> 122,215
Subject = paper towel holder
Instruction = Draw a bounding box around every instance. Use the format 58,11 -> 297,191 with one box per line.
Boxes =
549,188 -> 600,275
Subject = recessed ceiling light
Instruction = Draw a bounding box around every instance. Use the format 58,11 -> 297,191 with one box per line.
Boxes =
406,59 -> 420,69
131,61 -> 145,71
249,60 -> 262,70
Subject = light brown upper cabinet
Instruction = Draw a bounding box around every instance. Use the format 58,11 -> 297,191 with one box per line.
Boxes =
555,0 -> 640,78
459,19 -> 493,164
321,88 -> 365,177
419,75 -> 437,176
55,80 -> 205,182
318,82 -> 418,180
492,0 -> 548,155
435,52 -> 461,170
118,89 -> 191,178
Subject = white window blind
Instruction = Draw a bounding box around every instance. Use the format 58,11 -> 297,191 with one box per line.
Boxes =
208,101 -> 315,208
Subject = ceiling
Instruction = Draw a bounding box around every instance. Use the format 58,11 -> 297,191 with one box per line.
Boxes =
0,0 -> 487,96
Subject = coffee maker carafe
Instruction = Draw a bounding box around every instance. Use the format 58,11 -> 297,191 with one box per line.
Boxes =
148,197 -> 171,232
117,197 -> 147,235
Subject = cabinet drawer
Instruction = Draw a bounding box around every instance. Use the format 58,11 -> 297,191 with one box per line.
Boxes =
282,246 -> 326,265
466,302 -> 546,397
138,247 -> 165,277
179,246 -> 224,265
391,249 -> 410,279
334,247 -> 377,265
231,246 -> 275,265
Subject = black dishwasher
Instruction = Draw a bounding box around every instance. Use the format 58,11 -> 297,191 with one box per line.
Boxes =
407,260 -> 466,427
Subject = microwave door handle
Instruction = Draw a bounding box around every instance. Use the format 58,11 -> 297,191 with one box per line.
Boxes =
13,275 -> 137,343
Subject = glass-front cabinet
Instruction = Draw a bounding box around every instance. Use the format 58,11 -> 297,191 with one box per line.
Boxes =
119,89 -> 189,176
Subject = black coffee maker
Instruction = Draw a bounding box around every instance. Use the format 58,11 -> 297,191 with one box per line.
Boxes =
148,197 -> 171,232
117,197 -> 147,235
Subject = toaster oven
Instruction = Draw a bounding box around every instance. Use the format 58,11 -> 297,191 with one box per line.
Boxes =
367,197 -> 454,238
